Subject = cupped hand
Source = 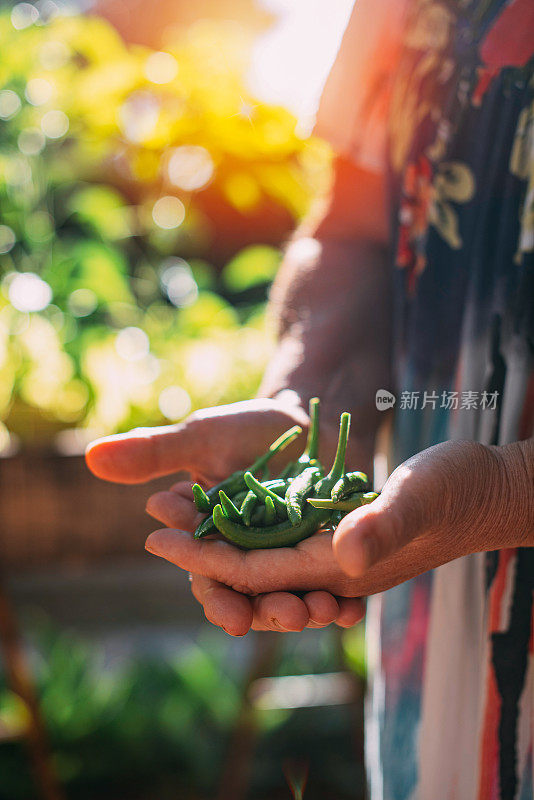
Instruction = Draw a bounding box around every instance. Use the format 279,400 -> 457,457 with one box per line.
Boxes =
143,439 -> 531,633
85,396 -> 372,635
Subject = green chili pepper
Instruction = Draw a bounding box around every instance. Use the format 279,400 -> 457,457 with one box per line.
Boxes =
231,490 -> 247,507
302,396 -> 320,461
212,502 -> 331,550
308,491 -> 378,512
211,413 -> 352,549
219,490 -> 243,522
264,496 -> 276,525
360,491 -> 379,504
240,479 -> 290,525
194,515 -> 218,539
243,471 -> 288,517
203,424 -> 302,511
285,465 -> 323,526
250,505 -> 267,526
192,483 -> 211,513
287,397 -> 322,477
250,425 -> 302,471
331,471 -> 369,502
263,479 -> 292,495
240,491 -> 257,526
193,408 -> 371,550
313,412 -> 351,499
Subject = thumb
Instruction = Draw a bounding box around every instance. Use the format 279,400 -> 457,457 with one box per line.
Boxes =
85,422 -> 198,483
331,441 -> 460,577
332,440 -> 507,578
332,485 -> 425,578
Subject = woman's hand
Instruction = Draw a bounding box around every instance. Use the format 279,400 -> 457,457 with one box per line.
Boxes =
85,396 -> 372,635
143,438 -> 533,633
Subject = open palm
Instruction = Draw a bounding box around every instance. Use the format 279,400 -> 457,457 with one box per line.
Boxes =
86,397 -> 372,634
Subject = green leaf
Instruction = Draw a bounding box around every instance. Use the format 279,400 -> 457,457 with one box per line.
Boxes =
67,185 -> 132,241
222,245 -> 281,292
44,239 -> 134,306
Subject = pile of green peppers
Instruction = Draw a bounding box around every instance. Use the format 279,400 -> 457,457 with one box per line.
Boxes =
191,398 -> 378,549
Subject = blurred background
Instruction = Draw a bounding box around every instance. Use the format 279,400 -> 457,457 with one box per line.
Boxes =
0,1 -> 367,798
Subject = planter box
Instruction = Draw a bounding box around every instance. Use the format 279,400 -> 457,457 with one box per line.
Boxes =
0,452 -> 179,570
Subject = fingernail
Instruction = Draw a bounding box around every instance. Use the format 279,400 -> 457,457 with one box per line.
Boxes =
145,533 -> 160,555
221,625 -> 247,638
333,530 -> 369,578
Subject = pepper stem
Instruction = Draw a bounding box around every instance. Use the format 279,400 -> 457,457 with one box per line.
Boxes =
250,425 -> 302,473
303,397 -> 320,460
327,412 -> 351,482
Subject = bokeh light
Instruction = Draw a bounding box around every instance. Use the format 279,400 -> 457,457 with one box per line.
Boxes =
144,51 -> 178,84
115,327 -> 150,362
152,196 -> 185,229
158,385 -> 192,420
10,2 -> 39,30
25,78 -> 55,106
41,109 -> 69,139
167,146 -> 214,191
18,128 -> 46,156
35,0 -> 59,24
7,273 -> 53,312
0,226 -> 16,255
119,92 -> 159,144
160,259 -> 198,307
68,288 -> 98,318
0,90 -> 21,120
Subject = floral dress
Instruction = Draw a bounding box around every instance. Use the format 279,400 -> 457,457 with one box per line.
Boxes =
316,1 -> 534,798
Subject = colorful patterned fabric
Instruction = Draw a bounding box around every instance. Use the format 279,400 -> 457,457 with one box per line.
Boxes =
316,2 -> 534,798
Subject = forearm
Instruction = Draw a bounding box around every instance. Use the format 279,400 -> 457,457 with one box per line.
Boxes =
259,234 -> 391,453
259,157 -> 390,422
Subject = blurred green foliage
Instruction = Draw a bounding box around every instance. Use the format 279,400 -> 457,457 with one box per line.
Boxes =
0,621 -> 365,800
0,5 -> 331,446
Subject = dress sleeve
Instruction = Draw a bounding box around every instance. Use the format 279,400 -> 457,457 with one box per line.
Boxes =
314,0 -> 410,172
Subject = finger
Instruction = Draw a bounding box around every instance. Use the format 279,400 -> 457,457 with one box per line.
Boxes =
146,491 -> 203,532
168,481 -> 195,497
144,529 -> 339,595
85,423 -> 197,484
302,591 -> 339,626
250,593 -> 310,632
146,529 -> 251,590
335,597 -> 366,628
189,575 -> 253,636
332,486 -> 417,578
